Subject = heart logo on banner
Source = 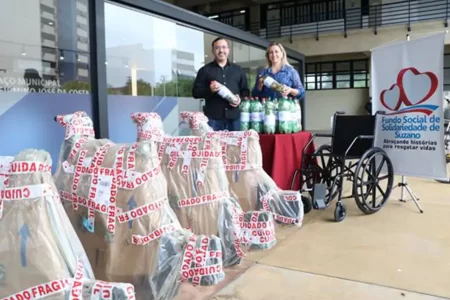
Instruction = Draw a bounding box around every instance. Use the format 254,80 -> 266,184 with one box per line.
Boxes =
397,67 -> 438,106
380,84 -> 401,111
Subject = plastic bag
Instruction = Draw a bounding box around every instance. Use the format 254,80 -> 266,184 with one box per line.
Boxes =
180,112 -> 304,227
131,112 -> 165,142
53,111 -> 224,300
133,113 -> 281,261
151,134 -> 245,267
0,149 -> 135,299
179,112 -> 211,136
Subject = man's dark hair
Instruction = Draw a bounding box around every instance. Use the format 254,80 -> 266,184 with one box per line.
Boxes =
211,37 -> 228,48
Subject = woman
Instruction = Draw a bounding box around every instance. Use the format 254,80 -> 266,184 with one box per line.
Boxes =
252,42 -> 305,100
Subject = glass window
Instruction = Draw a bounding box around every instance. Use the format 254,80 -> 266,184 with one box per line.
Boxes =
306,83 -> 316,90
354,72 -> 367,80
336,81 -> 350,88
336,74 -> 350,81
320,62 -> 333,72
336,61 -> 350,72
306,63 -> 316,73
0,0 -> 92,167
321,82 -> 333,89
105,2 -> 207,141
306,75 -> 316,83
353,60 -> 367,71
444,54 -> 450,68
354,80 -> 368,88
305,60 -> 370,90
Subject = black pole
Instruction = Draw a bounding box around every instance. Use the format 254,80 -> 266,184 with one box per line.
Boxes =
88,0 -> 109,139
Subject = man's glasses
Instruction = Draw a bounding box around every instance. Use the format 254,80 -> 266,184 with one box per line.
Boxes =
214,46 -> 228,51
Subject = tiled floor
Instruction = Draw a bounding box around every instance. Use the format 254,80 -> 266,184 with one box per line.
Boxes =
176,175 -> 450,300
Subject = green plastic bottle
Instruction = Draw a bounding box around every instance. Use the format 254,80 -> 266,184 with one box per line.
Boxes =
278,97 -> 292,134
250,97 -> 263,133
294,98 -> 302,132
289,97 -> 298,133
263,98 -> 276,134
240,96 -> 250,131
273,98 -> 279,133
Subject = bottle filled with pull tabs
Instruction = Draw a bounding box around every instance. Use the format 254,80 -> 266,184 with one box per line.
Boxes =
240,96 -> 251,131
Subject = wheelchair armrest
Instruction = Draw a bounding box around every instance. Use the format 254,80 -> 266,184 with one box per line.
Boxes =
344,135 -> 374,158
302,133 -> 333,156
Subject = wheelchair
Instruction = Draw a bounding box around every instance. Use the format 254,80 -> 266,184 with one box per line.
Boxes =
291,112 -> 395,222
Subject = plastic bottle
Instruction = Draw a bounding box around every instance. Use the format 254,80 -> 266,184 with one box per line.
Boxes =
250,97 -> 263,133
240,97 -> 251,131
216,82 -> 239,105
261,75 -> 285,93
273,98 -> 279,133
264,98 -> 276,134
289,97 -> 298,133
278,97 -> 292,134
294,98 -> 302,132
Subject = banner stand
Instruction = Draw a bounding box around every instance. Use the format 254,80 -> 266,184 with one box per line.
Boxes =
396,176 -> 423,213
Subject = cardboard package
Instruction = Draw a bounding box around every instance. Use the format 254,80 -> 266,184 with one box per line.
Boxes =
0,149 -> 134,299
180,112 -> 304,227
53,112 -> 224,300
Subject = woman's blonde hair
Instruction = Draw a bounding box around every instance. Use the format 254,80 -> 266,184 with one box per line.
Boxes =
265,42 -> 291,68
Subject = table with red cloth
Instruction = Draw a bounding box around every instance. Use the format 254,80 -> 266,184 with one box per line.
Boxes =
259,131 -> 316,191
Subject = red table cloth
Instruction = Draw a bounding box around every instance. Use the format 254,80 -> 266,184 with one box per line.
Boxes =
259,131 -> 316,191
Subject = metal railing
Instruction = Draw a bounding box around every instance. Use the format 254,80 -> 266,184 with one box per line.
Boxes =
239,0 -> 450,40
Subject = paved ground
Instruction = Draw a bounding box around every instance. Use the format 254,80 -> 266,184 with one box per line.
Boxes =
176,175 -> 450,300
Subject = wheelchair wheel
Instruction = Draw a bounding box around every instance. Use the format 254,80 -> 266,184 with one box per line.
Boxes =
302,196 -> 313,214
302,144 -> 341,206
353,147 -> 394,214
334,202 -> 346,222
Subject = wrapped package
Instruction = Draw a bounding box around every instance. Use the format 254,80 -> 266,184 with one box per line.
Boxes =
53,111 -> 224,300
152,134 -> 245,267
0,150 -> 135,299
180,112 -> 211,136
133,113 -> 277,266
131,112 -> 165,142
180,111 -> 304,227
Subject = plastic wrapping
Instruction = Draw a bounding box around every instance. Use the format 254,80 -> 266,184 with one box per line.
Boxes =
151,134 -> 245,267
131,113 -> 165,142
180,111 -> 304,227
179,112 -> 211,136
133,112 -> 278,265
53,111 -> 224,300
0,150 -> 135,300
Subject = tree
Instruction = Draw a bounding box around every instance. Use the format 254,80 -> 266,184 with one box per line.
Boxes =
153,75 -> 195,97
61,80 -> 91,93
120,77 -> 153,96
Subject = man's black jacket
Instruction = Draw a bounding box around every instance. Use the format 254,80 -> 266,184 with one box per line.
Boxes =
192,60 -> 249,120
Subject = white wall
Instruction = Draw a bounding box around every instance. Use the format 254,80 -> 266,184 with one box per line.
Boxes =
304,88 -> 369,131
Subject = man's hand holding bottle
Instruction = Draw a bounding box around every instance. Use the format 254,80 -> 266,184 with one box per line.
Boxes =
211,80 -> 241,107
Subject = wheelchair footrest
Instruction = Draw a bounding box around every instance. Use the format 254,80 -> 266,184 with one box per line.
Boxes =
313,183 -> 328,209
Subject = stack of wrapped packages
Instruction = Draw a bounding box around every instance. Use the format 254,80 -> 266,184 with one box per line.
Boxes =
180,111 -> 304,227
0,149 -> 135,299
52,111 -> 226,300
132,112 -> 277,258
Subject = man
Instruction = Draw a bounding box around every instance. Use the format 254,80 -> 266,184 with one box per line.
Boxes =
192,37 -> 249,131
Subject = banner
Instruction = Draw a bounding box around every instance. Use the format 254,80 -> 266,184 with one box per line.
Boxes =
371,33 -> 447,180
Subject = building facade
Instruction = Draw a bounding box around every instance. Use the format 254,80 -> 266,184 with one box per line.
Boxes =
188,0 -> 450,130
0,0 -> 304,169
